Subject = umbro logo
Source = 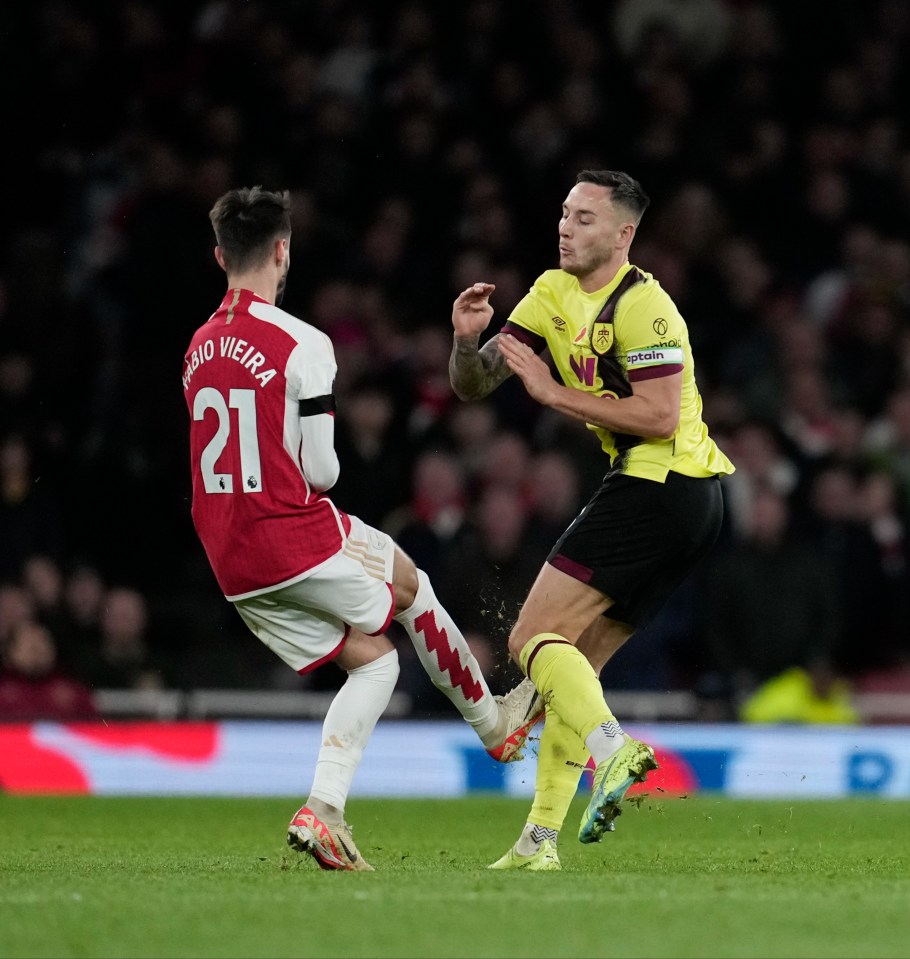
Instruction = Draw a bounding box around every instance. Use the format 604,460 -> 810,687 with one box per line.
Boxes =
552,316 -> 566,331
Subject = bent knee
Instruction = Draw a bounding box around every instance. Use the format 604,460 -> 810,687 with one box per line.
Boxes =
337,629 -> 396,672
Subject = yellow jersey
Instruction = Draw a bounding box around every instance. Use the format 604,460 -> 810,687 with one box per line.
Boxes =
503,262 -> 734,482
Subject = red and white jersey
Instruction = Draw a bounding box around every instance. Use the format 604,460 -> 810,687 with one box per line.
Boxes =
183,288 -> 350,600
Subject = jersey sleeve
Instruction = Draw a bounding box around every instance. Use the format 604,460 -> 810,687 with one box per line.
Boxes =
616,285 -> 686,382
291,332 -> 340,492
298,409 -> 339,491
500,280 -> 550,354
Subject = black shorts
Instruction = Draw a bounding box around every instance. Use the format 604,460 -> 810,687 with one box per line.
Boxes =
547,470 -> 724,628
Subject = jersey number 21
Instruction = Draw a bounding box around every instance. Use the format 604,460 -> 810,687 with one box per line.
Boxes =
193,387 -> 262,494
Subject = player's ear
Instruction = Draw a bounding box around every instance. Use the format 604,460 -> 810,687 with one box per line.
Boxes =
275,237 -> 289,265
214,246 -> 227,271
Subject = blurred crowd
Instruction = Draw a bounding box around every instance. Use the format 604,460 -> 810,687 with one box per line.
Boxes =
3,0 -> 910,722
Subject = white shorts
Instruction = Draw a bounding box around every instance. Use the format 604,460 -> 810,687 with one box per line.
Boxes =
233,515 -> 396,674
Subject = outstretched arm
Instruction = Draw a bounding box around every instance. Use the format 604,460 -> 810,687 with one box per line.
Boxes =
449,282 -> 515,401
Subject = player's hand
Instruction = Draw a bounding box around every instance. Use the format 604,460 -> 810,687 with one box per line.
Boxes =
452,283 -> 496,338
497,334 -> 559,406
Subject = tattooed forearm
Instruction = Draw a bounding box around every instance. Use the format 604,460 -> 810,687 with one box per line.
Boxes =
449,334 -> 513,400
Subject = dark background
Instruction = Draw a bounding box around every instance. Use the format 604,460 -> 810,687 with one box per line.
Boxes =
2,0 -> 909,717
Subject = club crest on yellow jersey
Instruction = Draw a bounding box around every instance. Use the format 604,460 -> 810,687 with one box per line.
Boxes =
591,322 -> 614,355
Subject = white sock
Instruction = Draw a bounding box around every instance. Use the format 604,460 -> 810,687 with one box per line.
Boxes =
308,648 -> 399,814
585,720 -> 626,766
394,569 -> 498,743
515,822 -> 558,856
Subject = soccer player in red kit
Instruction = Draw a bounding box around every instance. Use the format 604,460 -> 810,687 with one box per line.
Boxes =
184,186 -> 541,871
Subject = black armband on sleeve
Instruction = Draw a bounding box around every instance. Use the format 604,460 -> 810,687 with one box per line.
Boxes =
298,394 -> 336,416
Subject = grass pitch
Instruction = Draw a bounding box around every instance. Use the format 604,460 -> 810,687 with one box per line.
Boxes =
1,794 -> 908,958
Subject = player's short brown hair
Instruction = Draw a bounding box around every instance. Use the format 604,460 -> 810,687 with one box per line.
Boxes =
209,186 -> 291,273
576,170 -> 650,222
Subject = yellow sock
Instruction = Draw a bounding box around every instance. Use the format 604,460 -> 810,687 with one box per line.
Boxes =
528,704 -> 589,831
520,633 -> 613,743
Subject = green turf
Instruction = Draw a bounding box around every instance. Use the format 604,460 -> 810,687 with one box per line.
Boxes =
1,794 -> 908,958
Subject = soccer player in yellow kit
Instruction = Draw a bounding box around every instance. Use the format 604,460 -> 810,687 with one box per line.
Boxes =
449,170 -> 735,869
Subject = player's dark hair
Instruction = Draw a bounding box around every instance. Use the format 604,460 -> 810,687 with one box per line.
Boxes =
209,186 -> 292,272
576,170 -> 650,222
